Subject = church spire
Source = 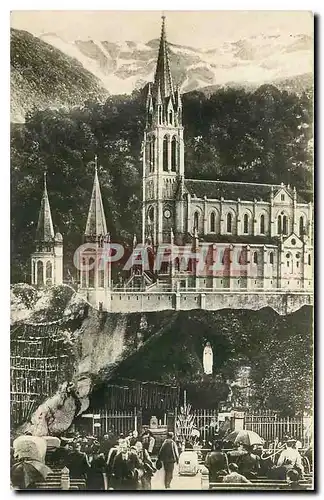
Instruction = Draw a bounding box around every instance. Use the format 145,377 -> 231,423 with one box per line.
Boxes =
36,171 -> 55,242
154,15 -> 174,101
85,156 -> 107,240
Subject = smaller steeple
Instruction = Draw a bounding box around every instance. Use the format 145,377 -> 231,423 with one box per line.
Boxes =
36,171 -> 55,243
85,156 -> 108,241
146,82 -> 152,109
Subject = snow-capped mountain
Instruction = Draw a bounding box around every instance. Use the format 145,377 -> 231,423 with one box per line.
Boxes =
39,32 -> 313,95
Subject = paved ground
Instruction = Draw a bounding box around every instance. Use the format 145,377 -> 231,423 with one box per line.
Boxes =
152,465 -> 202,490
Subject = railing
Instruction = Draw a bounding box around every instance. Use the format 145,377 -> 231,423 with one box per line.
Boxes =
110,287 -> 312,294
244,412 -> 312,447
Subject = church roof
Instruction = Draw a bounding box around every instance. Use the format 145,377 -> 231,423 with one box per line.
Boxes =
36,172 -> 55,242
85,162 -> 107,238
184,179 -> 306,203
153,16 -> 175,102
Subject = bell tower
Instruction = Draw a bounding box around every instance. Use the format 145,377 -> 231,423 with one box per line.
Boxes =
142,16 -> 184,247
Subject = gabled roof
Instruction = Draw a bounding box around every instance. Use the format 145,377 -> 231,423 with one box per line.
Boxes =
184,179 -> 306,203
36,172 -> 55,242
85,164 -> 107,238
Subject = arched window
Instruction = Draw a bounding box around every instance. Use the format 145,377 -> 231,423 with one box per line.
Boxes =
243,214 -> 249,234
269,252 -> 274,265
37,260 -> 43,285
146,139 -> 151,169
151,136 -> 156,172
159,107 -> 162,125
226,213 -> 232,233
260,214 -> 265,234
253,252 -> 258,264
46,261 -> 52,284
148,206 -> 154,224
299,216 -> 304,236
194,211 -> 199,231
283,215 -> 288,235
308,254 -> 311,266
171,136 -> 177,171
163,136 -> 168,171
169,110 -> 173,125
210,212 -> 216,233
174,257 -> 180,272
88,257 -> 95,288
286,252 -> 291,269
277,215 -> 282,234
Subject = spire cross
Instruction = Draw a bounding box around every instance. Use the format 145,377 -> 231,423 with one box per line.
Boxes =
94,154 -> 98,172
43,169 -> 48,191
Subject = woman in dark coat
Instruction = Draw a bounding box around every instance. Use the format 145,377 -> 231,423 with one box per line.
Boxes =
205,440 -> 229,482
87,451 -> 107,490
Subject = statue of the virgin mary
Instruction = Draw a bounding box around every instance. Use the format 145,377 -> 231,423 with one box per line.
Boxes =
203,342 -> 213,375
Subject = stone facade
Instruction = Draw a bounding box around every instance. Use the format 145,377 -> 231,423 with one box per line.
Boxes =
141,18 -> 313,292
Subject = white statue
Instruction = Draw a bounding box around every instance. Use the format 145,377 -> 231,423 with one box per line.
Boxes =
203,342 -> 213,375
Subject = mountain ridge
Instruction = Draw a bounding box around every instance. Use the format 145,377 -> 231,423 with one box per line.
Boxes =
11,28 -> 108,123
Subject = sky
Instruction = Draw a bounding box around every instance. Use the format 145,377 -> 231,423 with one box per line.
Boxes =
10,10 -> 313,48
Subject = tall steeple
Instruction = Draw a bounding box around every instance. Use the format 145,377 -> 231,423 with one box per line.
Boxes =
154,15 -> 174,102
36,171 -> 55,243
85,156 -> 107,241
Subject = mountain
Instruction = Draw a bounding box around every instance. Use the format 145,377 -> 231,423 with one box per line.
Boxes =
39,31 -> 313,96
11,29 -> 108,123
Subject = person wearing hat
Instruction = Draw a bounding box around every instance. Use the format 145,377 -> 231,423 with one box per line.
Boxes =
276,439 -> 304,478
156,432 -> 179,489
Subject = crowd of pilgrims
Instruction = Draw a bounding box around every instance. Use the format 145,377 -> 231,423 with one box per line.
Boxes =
203,437 -> 309,488
45,428 -> 178,490
11,424 -> 312,491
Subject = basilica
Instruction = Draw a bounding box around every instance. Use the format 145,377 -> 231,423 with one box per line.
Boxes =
31,17 -> 313,293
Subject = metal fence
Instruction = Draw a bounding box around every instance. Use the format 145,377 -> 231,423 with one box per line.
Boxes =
88,409 -> 137,438
244,411 -> 312,447
193,409 -> 218,442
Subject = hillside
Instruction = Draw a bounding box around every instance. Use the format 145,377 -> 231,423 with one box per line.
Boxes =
39,31 -> 313,96
10,284 -> 312,435
10,29 -> 108,122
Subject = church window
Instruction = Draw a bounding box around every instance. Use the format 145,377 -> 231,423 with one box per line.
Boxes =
171,136 -> 177,170
46,261 -> 52,284
194,211 -> 199,231
253,252 -> 258,264
210,212 -> 216,233
243,214 -> 248,234
299,216 -> 304,236
269,252 -> 274,265
277,215 -> 282,234
159,107 -> 162,125
169,110 -> 173,125
88,257 -> 95,288
308,254 -> 311,266
283,215 -> 288,235
281,194 -> 285,201
260,214 -> 265,234
148,206 -> 154,224
98,269 -> 104,288
151,136 -> 156,171
37,260 -> 43,285
226,213 -> 232,233
163,136 -> 168,171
